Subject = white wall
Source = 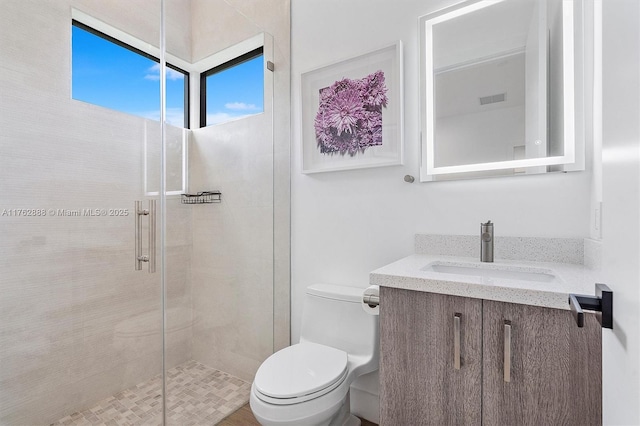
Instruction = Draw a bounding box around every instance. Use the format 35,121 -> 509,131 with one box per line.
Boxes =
291,0 -> 593,420
291,0 -> 592,340
436,105 -> 525,167
600,0 -> 640,423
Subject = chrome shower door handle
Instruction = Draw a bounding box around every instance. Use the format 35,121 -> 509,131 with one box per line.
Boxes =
135,200 -> 155,273
148,199 -> 156,273
135,201 -> 144,271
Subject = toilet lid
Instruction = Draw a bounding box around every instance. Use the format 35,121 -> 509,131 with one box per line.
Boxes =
254,342 -> 348,399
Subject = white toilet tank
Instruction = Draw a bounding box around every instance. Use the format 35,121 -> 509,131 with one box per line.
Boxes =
300,284 -> 378,359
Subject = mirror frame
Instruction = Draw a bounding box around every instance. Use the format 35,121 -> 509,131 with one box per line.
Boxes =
419,0 -> 580,181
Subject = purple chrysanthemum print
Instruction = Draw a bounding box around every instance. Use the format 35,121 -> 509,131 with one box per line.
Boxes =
314,70 -> 388,156
325,88 -> 364,135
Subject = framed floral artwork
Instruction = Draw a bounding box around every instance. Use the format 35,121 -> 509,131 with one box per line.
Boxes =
301,42 -> 404,173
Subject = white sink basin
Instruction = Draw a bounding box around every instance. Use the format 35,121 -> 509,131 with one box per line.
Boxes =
421,261 -> 558,283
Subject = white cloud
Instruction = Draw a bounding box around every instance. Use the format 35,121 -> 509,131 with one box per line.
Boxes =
144,63 -> 183,81
224,102 -> 259,111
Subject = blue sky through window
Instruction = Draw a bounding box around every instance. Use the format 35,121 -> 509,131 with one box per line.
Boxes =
72,24 -> 186,127
205,55 -> 264,126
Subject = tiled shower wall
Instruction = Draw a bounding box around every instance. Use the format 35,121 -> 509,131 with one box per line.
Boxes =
189,114 -> 276,382
0,1 -> 192,424
188,0 -> 291,381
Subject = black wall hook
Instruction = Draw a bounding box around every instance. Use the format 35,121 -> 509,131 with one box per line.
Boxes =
568,283 -> 613,329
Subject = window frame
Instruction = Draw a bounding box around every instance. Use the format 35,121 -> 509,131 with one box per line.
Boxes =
71,19 -> 190,129
199,47 -> 264,128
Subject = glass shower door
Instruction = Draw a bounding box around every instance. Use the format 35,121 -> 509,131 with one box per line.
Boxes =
1,0 -> 288,424
0,1 -> 167,424
162,1 -> 279,424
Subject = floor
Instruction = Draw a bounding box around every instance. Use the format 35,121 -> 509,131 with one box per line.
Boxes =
219,403 -> 379,426
51,359 -> 378,426
51,360 -> 251,426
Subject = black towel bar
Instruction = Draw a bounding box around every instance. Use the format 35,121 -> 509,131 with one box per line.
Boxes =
568,283 -> 613,329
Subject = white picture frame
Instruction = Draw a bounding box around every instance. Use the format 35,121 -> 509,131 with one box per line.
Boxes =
301,42 -> 404,174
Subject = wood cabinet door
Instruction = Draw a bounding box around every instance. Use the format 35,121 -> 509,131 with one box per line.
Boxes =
482,301 -> 602,426
379,287 -> 483,425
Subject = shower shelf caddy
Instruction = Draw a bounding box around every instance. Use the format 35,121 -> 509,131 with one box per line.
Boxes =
181,191 -> 221,204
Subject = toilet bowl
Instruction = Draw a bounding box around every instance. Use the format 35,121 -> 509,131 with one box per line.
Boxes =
250,284 -> 379,426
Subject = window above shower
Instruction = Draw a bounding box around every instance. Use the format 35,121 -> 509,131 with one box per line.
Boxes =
199,47 -> 265,127
71,20 -> 190,128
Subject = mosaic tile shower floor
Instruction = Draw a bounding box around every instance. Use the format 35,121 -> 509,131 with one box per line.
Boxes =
51,360 -> 251,426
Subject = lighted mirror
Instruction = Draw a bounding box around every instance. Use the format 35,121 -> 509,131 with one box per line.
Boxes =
419,0 -> 585,181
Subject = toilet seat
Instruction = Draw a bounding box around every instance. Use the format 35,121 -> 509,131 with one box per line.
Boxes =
254,342 -> 348,405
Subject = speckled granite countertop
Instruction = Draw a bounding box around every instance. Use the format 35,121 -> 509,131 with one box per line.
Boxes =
370,254 -> 598,310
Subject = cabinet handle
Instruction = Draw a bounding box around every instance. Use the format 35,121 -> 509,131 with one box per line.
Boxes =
454,313 -> 461,370
504,320 -> 512,382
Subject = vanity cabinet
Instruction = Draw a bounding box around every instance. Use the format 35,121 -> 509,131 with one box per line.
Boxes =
379,287 -> 602,426
482,300 -> 601,425
379,287 -> 483,424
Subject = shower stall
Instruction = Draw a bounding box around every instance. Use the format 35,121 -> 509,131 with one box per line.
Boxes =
0,0 -> 290,424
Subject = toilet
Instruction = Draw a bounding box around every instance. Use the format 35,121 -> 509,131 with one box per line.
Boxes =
250,284 -> 379,426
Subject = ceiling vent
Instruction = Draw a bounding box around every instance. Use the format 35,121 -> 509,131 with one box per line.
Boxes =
479,93 -> 506,105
